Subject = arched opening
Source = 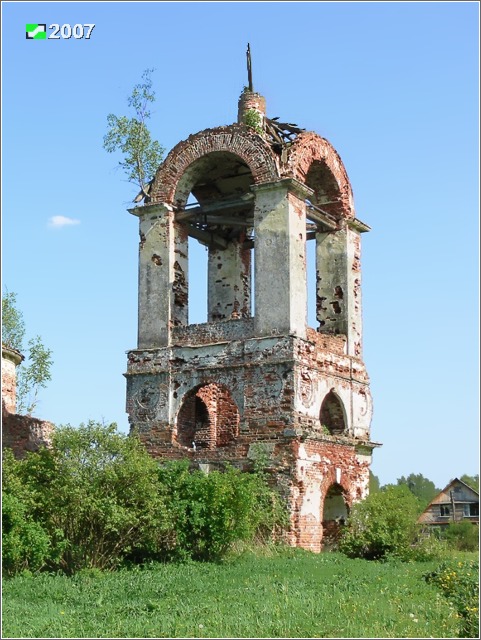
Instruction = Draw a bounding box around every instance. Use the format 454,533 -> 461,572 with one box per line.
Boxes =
304,161 -> 345,333
320,390 -> 347,435
173,152 -> 255,324
305,161 -> 344,220
322,483 -> 349,550
176,383 -> 240,449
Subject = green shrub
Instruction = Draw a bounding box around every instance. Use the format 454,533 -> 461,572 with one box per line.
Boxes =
2,449 -> 51,576
157,460 -> 287,561
424,559 -> 479,638
244,109 -> 263,134
338,484 -> 421,560
2,492 -> 51,576
442,521 -> 479,552
17,422 -> 169,574
410,531 -> 449,562
3,423 -> 289,575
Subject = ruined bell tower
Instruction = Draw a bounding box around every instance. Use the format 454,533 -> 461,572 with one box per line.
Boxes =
125,53 -> 380,551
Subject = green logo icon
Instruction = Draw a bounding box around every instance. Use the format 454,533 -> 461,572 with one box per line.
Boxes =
26,24 -> 47,39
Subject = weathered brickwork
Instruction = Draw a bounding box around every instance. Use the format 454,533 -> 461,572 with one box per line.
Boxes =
2,403 -> 53,458
126,88 -> 380,551
150,125 -> 280,205
2,345 -> 53,458
237,90 -> 267,123
2,345 -> 23,414
285,132 -> 355,220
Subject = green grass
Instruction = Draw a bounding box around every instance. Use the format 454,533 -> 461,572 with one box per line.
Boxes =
2,548 -> 472,638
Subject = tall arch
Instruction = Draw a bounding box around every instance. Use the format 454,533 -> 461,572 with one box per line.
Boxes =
322,482 -> 349,550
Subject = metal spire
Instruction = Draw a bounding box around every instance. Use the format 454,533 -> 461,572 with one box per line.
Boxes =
246,43 -> 253,91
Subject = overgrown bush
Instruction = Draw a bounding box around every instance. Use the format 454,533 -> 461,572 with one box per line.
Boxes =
244,109 -> 263,134
409,530 -> 448,562
338,484 -> 421,560
442,521 -> 479,552
157,460 -> 287,562
424,559 -> 479,638
2,423 -> 288,575
2,450 -> 50,576
4,422 -> 169,574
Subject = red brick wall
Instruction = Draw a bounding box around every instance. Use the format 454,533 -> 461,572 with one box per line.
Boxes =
287,439 -> 369,552
2,402 -> 53,458
176,384 -> 240,450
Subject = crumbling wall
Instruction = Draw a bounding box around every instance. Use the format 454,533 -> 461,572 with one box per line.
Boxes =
2,402 -> 53,458
287,439 -> 370,552
286,131 -> 355,219
2,345 -> 23,414
125,329 -> 375,551
2,345 -> 54,458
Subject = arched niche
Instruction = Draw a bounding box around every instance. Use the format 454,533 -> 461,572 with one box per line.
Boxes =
320,390 -> 347,435
176,383 -> 240,449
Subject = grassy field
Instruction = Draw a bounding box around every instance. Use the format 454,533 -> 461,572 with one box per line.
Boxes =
1,548 -> 473,639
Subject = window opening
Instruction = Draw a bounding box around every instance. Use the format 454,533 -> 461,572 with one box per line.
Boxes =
320,391 -> 346,435
186,193 -> 208,324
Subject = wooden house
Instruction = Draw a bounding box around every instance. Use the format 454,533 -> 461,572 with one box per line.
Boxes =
417,478 -> 479,528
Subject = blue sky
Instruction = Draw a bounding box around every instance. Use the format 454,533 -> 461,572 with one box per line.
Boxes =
2,1 -> 479,489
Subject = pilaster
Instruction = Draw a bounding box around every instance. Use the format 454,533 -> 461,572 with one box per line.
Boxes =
252,179 -> 311,339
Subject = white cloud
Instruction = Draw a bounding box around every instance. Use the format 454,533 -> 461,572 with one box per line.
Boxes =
48,216 -> 81,228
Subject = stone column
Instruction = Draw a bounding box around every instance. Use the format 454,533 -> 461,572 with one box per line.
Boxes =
253,179 -> 311,339
208,241 -> 251,321
316,221 -> 365,357
129,203 -> 188,348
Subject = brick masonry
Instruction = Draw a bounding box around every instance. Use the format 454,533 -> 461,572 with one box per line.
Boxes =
150,125 -> 280,206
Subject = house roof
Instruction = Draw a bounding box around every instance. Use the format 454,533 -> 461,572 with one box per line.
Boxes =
436,477 -> 479,499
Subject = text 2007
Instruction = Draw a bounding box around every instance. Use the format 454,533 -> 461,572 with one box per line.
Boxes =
49,24 -> 95,39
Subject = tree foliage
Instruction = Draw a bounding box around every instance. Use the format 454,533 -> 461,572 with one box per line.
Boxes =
339,484 -> 421,560
369,470 -> 380,493
103,69 -> 165,197
1,291 -> 53,415
459,474 -> 479,493
442,521 -> 479,552
397,473 -> 439,510
2,291 -> 25,352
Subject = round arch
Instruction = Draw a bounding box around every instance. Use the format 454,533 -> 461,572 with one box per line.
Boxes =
286,132 -> 355,220
175,382 -> 240,449
322,482 -> 350,550
150,124 -> 280,205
